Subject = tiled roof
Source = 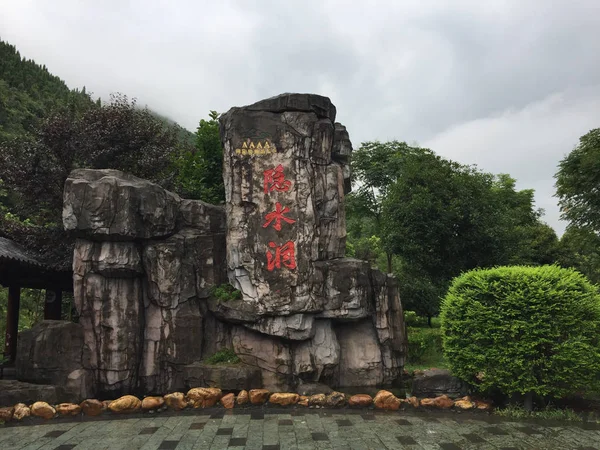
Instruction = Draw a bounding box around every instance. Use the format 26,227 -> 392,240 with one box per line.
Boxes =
0,236 -> 44,268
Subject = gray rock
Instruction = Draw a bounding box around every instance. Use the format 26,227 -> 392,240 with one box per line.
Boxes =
411,368 -> 470,399
0,380 -> 61,406
16,321 -> 94,401
245,93 -> 337,121
63,168 -> 180,239
183,362 -> 262,391
244,314 -> 315,340
335,320 -> 384,387
293,320 -> 339,382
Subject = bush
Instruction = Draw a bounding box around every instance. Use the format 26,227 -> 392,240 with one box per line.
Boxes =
440,265 -> 600,400
407,327 -> 443,363
205,348 -> 241,365
210,284 -> 242,302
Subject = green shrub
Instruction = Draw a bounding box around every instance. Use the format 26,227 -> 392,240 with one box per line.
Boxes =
205,348 -> 241,365
210,284 -> 242,302
407,327 -> 443,363
441,265 -> 600,400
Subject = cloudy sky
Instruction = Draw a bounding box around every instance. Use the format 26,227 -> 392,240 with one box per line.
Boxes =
2,0 -> 599,235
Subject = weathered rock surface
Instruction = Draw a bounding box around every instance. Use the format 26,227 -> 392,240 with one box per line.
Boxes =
142,396 -> 165,411
187,387 -> 222,408
164,392 -> 187,410
454,396 -> 475,410
249,389 -> 270,405
325,391 -> 346,408
348,394 -> 373,407
80,399 -> 103,416
0,380 -> 60,406
0,406 -> 14,422
108,395 -> 142,414
13,403 -> 30,420
269,393 -> 299,406
55,93 -> 407,397
183,362 -> 261,391
31,401 -> 56,419
373,390 -> 402,411
56,403 -> 81,416
221,393 -> 235,409
237,390 -> 249,405
16,321 -> 93,401
411,369 -> 469,399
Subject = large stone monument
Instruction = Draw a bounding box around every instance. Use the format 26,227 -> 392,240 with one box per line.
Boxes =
37,93 -> 407,398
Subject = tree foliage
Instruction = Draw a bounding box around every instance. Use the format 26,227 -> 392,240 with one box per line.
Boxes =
348,141 -> 559,320
441,265 -> 600,400
173,111 -> 225,204
555,128 -> 600,232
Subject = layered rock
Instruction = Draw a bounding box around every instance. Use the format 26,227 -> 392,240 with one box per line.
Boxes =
52,93 -> 407,398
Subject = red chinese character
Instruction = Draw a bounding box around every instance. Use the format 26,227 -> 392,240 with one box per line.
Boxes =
264,164 -> 292,194
266,241 -> 297,271
262,202 -> 296,231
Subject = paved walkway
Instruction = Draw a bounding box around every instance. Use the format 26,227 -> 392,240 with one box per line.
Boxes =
1,408 -> 599,450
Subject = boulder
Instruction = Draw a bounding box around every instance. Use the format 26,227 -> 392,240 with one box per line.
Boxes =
325,391 -> 346,408
454,396 -> 475,410
293,321 -> 339,382
475,399 -> 493,411
182,362 -> 261,391
249,389 -> 270,405
411,369 -> 469,399
63,168 -> 180,239
237,390 -> 249,405
221,393 -> 235,409
56,403 -> 81,416
186,388 -> 222,408
298,396 -> 309,407
405,396 -> 419,408
16,321 -> 93,401
348,394 -> 373,407
31,401 -> 56,419
309,394 -> 327,407
335,321 -> 384,386
0,380 -> 60,406
269,393 -> 299,406
142,396 -> 165,411
0,406 -> 14,422
373,390 -> 402,411
108,395 -> 142,414
80,399 -> 103,416
420,398 -> 435,407
433,395 -> 454,409
245,314 -> 315,340
164,392 -> 187,410
13,403 -> 30,420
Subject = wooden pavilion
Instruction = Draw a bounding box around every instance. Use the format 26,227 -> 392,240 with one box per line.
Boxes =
0,237 -> 72,362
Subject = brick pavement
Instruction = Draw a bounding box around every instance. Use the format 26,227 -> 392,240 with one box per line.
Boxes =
1,408 -> 599,449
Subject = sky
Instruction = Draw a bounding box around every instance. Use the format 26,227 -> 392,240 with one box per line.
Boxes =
2,0 -> 599,235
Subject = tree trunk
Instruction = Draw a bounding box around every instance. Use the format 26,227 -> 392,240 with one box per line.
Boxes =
427,316 -> 432,328
524,392 -> 534,412
386,252 -> 392,274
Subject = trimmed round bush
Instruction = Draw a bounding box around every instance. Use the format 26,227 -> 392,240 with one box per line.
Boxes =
440,265 -> 600,399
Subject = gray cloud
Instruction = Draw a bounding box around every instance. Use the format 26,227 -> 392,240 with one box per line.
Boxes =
1,0 -> 599,235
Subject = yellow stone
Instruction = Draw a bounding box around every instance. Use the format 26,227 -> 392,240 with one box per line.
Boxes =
31,401 -> 56,419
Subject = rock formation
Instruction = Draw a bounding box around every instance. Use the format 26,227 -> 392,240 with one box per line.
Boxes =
53,93 -> 406,398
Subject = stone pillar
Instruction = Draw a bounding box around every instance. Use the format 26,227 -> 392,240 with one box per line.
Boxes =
4,285 -> 20,362
44,289 -> 62,320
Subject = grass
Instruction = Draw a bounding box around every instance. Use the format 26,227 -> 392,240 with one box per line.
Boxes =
204,348 -> 241,365
495,404 -> 586,422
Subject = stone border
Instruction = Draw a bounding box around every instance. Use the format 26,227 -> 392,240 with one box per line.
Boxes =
0,389 -> 493,423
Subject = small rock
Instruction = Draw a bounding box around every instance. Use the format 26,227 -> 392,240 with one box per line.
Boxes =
433,395 -> 454,409
420,398 -> 435,407
221,393 -> 235,409
298,396 -> 309,407
56,403 -> 81,416
102,400 -> 112,411
80,399 -> 104,416
164,392 -> 187,410
187,388 -> 222,408
108,395 -> 142,414
142,396 -> 165,411
0,406 -> 14,422
475,399 -> 493,411
31,401 -> 56,419
237,390 -> 249,405
269,393 -> 299,406
13,403 -> 30,420
406,396 -> 419,408
249,389 -> 270,405
308,393 -> 327,407
325,391 -> 346,408
348,394 -> 373,407
374,390 -> 402,411
454,396 -> 474,410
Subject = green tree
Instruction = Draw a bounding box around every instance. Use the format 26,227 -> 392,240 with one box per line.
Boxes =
174,111 -> 225,204
555,128 -> 600,232
557,226 -> 600,285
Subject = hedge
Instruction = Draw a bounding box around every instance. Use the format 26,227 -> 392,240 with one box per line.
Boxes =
440,265 -> 600,399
